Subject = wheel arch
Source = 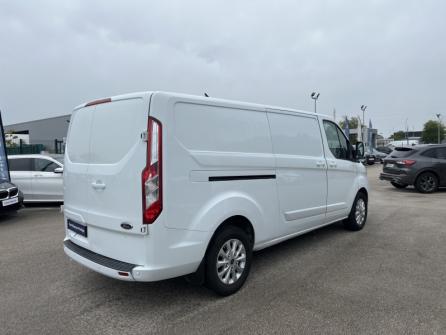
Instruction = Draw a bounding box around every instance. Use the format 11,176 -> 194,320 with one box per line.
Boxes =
415,169 -> 440,184
357,187 -> 368,201
188,214 -> 255,285
210,215 -> 255,248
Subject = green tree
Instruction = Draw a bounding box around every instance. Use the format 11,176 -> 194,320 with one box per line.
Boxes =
5,130 -> 17,147
390,131 -> 406,141
421,120 -> 445,144
339,116 -> 359,129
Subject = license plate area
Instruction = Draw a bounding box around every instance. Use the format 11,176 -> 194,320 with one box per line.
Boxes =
67,219 -> 88,237
386,163 -> 395,168
2,197 -> 18,207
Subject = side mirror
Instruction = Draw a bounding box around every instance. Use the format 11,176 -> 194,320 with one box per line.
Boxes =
54,167 -> 64,174
355,142 -> 365,160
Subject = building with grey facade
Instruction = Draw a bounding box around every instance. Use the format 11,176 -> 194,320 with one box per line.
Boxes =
5,114 -> 71,153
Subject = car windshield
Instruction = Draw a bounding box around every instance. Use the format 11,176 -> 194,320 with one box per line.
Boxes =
389,147 -> 415,158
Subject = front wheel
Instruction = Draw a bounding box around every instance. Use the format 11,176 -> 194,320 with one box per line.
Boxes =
205,226 -> 252,296
344,192 -> 368,231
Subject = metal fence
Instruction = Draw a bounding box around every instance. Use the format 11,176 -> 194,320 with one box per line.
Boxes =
6,139 -> 65,155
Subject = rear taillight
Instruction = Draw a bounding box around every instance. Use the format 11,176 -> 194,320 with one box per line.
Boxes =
142,117 -> 162,224
396,159 -> 416,166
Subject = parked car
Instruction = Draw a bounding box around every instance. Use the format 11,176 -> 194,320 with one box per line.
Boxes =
63,91 -> 368,296
0,180 -> 23,212
364,152 -> 377,165
376,146 -> 392,155
380,145 -> 446,193
370,148 -> 387,163
8,154 -> 64,202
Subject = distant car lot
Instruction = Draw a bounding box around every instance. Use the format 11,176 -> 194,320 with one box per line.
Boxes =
1,165 -> 445,334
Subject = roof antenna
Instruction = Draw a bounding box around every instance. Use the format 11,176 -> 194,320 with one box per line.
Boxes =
204,92 -> 209,97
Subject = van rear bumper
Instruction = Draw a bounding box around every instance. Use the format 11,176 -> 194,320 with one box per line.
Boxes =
63,238 -> 201,282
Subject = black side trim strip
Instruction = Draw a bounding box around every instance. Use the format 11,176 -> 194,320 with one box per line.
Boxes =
64,240 -> 138,272
209,174 -> 276,182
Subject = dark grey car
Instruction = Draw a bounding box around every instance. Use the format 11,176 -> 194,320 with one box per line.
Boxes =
379,145 -> 446,193
0,180 -> 23,211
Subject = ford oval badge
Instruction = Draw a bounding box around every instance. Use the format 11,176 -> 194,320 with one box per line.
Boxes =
121,223 -> 133,230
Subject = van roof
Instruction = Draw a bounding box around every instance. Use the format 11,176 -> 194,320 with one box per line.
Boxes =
75,91 -> 331,119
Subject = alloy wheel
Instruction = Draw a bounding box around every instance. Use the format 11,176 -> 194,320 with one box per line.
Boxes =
419,175 -> 436,192
216,239 -> 246,285
355,198 -> 366,226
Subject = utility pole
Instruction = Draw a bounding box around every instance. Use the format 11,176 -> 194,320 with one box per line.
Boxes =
311,92 -> 320,113
405,118 -> 409,145
437,114 -> 442,144
360,105 -> 367,145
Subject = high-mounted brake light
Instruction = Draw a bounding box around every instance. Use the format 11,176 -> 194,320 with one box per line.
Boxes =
85,98 -> 112,107
396,159 -> 416,166
142,117 -> 162,224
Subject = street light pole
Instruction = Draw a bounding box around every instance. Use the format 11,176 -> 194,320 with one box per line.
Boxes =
311,92 -> 320,113
436,114 -> 442,144
360,105 -> 367,144
405,118 -> 409,145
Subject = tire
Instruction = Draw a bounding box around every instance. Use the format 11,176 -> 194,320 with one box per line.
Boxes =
343,192 -> 368,231
415,172 -> 438,193
205,225 -> 252,296
391,181 -> 408,189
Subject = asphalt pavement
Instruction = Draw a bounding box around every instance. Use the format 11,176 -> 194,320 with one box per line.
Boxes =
1,164 -> 445,334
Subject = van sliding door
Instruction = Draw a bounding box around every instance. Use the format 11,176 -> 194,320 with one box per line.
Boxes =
267,111 -> 327,234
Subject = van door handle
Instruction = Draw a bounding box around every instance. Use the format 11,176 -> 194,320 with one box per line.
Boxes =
328,162 -> 337,168
91,181 -> 106,190
316,161 -> 326,168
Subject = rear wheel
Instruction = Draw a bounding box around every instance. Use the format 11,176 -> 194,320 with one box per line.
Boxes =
415,172 -> 438,193
343,192 -> 368,231
205,226 -> 252,296
391,181 -> 408,189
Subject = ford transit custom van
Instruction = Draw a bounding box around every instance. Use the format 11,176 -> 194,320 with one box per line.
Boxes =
63,91 -> 368,295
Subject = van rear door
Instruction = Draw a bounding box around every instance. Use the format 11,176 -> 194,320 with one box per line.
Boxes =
64,94 -> 151,264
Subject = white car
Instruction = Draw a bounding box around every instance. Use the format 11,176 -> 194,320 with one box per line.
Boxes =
63,91 -> 368,295
8,154 -> 64,202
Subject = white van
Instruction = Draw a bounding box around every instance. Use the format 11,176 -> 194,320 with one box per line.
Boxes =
63,91 -> 368,295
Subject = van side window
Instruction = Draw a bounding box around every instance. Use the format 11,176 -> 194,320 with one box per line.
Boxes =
268,113 -> 323,157
8,158 -> 33,171
323,121 -> 349,160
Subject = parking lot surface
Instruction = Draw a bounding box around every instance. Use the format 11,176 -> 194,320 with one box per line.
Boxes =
1,165 -> 445,335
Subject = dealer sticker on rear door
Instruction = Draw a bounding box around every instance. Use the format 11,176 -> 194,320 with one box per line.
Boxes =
67,219 -> 88,237
2,197 -> 18,207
